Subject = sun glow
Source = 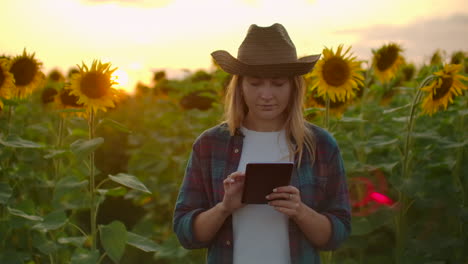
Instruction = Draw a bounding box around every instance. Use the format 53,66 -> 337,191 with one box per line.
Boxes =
112,69 -> 131,93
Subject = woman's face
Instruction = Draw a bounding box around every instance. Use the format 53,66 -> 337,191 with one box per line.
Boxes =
241,76 -> 292,129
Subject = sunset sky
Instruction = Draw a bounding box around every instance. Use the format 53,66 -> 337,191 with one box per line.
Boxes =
1,0 -> 467,93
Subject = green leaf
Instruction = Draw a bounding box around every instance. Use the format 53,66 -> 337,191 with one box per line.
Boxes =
108,173 -> 151,194
44,149 -> 69,159
304,107 -> 325,116
32,232 -> 57,255
443,139 -> 468,149
0,135 -> 43,148
0,182 -> 12,204
98,118 -> 132,133
383,103 -> 411,114
97,186 -> 128,197
351,217 -> 373,236
71,248 -> 100,264
100,221 -> 127,263
58,236 -> 87,247
70,137 -> 104,157
33,210 -> 67,232
339,117 -> 368,123
54,108 -> 86,113
126,231 -> 159,252
7,207 -> 43,221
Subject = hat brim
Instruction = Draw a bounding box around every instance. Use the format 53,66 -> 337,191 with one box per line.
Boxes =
211,50 -> 321,77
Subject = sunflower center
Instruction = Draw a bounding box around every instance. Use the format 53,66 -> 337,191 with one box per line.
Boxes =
376,46 -> 399,71
61,89 -> 83,107
432,77 -> 453,100
41,87 -> 58,104
322,57 -> 351,86
0,69 -> 5,88
79,72 -> 110,99
10,58 -> 38,86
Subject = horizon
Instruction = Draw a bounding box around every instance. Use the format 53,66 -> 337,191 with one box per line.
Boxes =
2,0 -> 467,93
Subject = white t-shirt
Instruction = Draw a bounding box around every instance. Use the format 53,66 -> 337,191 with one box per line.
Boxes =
232,126 -> 292,264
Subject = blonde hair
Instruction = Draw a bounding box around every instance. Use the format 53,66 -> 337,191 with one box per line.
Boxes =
223,75 -> 316,166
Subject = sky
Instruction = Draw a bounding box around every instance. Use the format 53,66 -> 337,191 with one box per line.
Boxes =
1,0 -> 467,93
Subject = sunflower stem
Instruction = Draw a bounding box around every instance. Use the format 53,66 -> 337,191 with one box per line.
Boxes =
54,116 -> 65,180
325,95 -> 330,130
395,75 -> 435,263
6,105 -> 14,137
88,109 -> 97,251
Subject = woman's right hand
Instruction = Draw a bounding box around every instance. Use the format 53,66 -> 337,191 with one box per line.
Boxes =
220,171 -> 246,214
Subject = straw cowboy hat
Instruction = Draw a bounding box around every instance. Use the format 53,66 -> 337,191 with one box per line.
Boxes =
211,23 -> 321,77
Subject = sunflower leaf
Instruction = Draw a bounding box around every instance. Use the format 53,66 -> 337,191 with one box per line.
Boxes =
54,108 -> 86,113
98,118 -> 132,133
0,182 -> 12,204
70,137 -> 104,158
44,149 -> 69,159
383,103 -> 411,114
100,221 -> 127,264
7,207 -> 43,221
58,236 -> 87,247
0,135 -> 43,148
126,231 -> 159,252
71,248 -> 100,264
108,173 -> 151,194
339,117 -> 368,123
33,210 -> 68,232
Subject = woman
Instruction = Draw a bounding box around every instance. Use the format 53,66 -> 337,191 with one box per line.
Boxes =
173,23 -> 351,264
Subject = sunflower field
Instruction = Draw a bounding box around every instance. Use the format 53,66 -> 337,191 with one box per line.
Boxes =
0,46 -> 467,264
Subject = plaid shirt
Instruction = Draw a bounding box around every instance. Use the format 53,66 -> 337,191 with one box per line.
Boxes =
173,122 -> 351,264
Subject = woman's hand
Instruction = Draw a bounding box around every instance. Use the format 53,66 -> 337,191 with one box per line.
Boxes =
220,171 -> 246,215
266,185 -> 305,220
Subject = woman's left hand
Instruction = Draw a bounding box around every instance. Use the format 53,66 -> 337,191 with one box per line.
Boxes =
266,185 -> 304,220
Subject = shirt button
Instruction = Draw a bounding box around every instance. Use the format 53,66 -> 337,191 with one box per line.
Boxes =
226,240 -> 231,246
234,148 -> 239,153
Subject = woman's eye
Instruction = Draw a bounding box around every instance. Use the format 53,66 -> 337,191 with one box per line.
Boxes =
272,81 -> 286,87
249,82 -> 261,86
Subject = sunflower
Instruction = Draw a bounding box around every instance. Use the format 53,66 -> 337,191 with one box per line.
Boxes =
430,49 -> 444,65
305,90 -> 349,117
308,45 -> 364,102
54,88 -> 86,117
0,58 -> 15,110
68,60 -> 118,113
372,43 -> 405,83
420,64 -> 468,116
9,49 -> 45,99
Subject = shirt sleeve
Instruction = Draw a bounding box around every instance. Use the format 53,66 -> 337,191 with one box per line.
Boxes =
317,146 -> 351,251
173,140 -> 212,249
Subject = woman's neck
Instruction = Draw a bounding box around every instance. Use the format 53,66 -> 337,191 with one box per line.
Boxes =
243,115 -> 286,132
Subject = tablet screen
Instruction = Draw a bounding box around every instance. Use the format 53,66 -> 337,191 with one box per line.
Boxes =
241,162 -> 294,204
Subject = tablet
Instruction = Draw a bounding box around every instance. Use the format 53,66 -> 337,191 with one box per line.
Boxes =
241,162 -> 294,204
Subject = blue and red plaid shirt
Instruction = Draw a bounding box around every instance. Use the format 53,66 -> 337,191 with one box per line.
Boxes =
173,122 -> 351,264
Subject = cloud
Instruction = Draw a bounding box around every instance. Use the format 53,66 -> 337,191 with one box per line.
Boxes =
335,13 -> 468,64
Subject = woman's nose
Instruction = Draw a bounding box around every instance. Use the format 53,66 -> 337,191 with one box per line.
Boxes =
259,85 -> 274,100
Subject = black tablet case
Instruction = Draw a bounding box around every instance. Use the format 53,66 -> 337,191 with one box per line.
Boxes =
241,163 -> 293,204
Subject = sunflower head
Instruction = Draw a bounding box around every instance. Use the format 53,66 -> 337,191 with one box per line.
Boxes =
0,58 -> 15,101
54,88 -> 86,117
401,63 -> 416,82
41,86 -> 58,105
308,44 -> 364,102
372,43 -> 405,83
9,49 -> 45,99
48,69 -> 65,83
430,49 -> 445,66
420,64 -> 468,116
68,60 -> 118,113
